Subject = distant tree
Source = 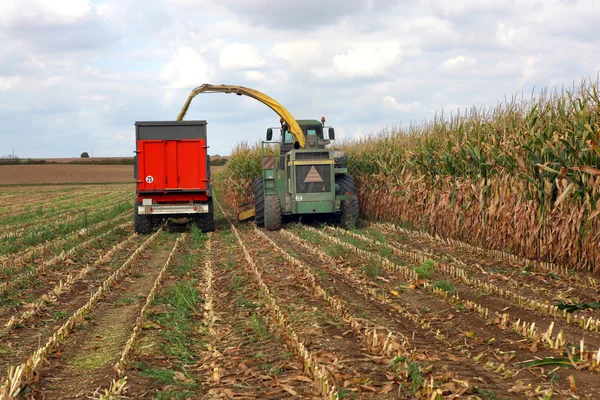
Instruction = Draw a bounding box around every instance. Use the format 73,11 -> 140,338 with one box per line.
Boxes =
81,152 -> 90,158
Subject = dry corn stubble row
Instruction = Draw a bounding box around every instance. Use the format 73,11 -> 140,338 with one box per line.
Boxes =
220,195 -> 510,398
215,200 -> 339,399
1,231 -> 138,332
327,225 -> 600,333
306,226 -> 600,376
0,188 -> 107,210
0,193 -> 130,240
0,212 -> 131,295
0,228 -> 162,400
254,227 -> 451,398
0,208 -> 131,271
0,191 -> 111,218
279,228 -> 542,397
114,233 -> 184,377
376,222 -> 600,291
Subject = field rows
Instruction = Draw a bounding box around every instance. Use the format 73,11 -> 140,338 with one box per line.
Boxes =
0,185 -> 599,398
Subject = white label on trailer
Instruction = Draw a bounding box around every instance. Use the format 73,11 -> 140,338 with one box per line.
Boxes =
145,175 -> 154,183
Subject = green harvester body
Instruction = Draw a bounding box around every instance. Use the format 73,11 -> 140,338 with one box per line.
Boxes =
253,119 -> 358,230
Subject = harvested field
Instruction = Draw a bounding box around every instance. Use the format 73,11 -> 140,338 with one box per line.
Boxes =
39,157 -> 131,164
1,184 -> 599,398
0,165 -> 133,185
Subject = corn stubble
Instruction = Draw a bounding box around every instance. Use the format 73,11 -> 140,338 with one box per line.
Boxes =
343,78 -> 600,272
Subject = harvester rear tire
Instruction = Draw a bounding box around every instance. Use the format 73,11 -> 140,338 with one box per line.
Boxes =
336,175 -> 359,229
253,177 -> 265,227
134,202 -> 153,235
195,199 -> 215,233
264,194 -> 282,231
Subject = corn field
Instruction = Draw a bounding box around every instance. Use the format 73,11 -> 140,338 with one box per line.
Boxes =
344,78 -> 600,272
213,141 -> 263,208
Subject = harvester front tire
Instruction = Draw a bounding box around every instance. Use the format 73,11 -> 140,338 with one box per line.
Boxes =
264,194 -> 282,231
337,175 -> 359,229
253,177 -> 265,227
195,199 -> 215,233
134,202 -> 153,235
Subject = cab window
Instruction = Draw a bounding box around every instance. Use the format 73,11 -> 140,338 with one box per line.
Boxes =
284,131 -> 294,144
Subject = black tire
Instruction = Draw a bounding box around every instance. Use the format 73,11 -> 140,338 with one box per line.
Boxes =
134,201 -> 153,234
253,177 -> 265,227
336,175 -> 359,229
152,216 -> 164,229
195,199 -> 215,232
264,194 -> 282,231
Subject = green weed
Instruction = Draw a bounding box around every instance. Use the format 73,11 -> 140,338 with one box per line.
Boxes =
361,264 -> 382,281
433,280 -> 454,294
414,260 -> 435,279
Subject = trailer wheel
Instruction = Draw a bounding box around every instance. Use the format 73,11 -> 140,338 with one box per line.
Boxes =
253,177 -> 265,227
152,216 -> 164,229
264,194 -> 282,231
195,199 -> 215,233
134,202 -> 153,234
336,175 -> 359,229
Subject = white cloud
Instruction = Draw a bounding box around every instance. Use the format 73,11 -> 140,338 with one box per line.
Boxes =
244,70 -> 266,82
520,56 -> 540,87
159,47 -> 214,89
219,43 -> 264,70
1,0 -> 600,157
327,41 -> 401,78
430,0 -> 510,20
439,55 -> 476,70
495,23 -> 517,47
211,0 -> 376,30
383,96 -> 421,112
0,76 -> 22,91
0,0 -> 91,26
272,40 -> 321,67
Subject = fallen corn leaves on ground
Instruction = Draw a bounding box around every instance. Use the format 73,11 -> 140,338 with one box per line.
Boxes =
1,185 -> 600,398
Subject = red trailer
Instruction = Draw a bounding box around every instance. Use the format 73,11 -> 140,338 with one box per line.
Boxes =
133,120 -> 214,233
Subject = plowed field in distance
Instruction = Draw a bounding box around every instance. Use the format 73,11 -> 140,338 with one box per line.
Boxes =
0,165 -> 132,185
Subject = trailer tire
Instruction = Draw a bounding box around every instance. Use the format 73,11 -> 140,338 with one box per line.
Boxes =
264,194 -> 282,231
336,175 -> 359,229
134,202 -> 153,234
253,177 -> 265,227
152,216 -> 163,229
195,199 -> 215,233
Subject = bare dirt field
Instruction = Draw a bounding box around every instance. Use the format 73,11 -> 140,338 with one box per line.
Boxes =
0,164 -> 133,185
40,157 -> 131,164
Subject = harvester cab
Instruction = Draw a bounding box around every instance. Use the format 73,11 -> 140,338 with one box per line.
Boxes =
268,118 -> 335,168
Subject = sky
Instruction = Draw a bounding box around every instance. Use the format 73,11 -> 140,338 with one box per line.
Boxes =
0,0 -> 599,158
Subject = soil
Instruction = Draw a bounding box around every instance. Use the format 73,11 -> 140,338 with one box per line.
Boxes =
0,165 -> 133,185
1,187 -> 600,398
36,234 -> 177,399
